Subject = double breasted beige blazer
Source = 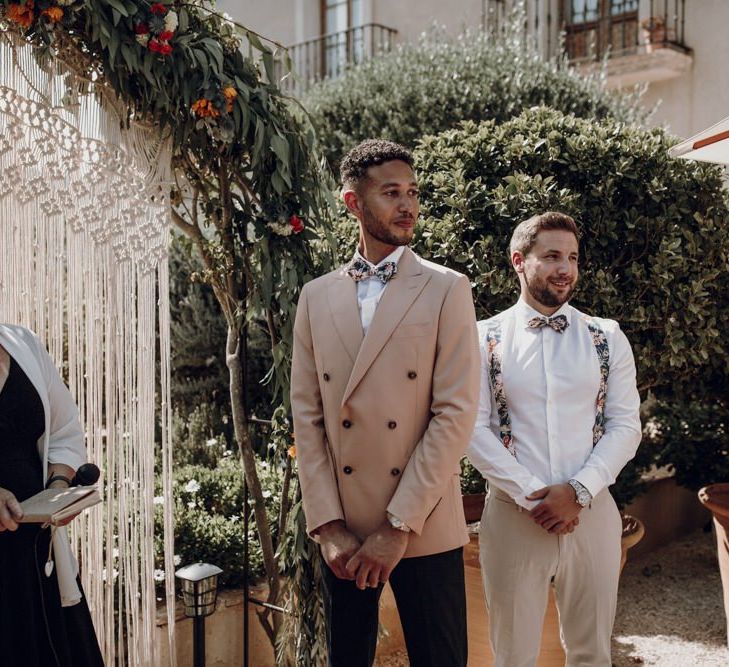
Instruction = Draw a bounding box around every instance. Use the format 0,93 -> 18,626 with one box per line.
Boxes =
291,248 -> 480,558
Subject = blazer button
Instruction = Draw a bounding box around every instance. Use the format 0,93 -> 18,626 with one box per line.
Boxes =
343,466 -> 353,474
342,419 -> 352,429
407,371 -> 417,379
323,373 -> 330,381
391,468 -> 401,476
388,421 -> 397,429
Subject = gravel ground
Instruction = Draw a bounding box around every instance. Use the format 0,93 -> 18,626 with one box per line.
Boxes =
612,528 -> 729,666
377,529 -> 729,666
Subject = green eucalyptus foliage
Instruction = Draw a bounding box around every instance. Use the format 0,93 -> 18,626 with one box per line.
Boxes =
276,500 -> 328,667
412,108 -> 729,396
304,26 -> 644,169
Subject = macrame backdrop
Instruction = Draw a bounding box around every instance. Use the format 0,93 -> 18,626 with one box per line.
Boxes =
0,33 -> 176,666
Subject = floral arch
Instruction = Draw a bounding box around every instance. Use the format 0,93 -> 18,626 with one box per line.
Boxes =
0,1 -> 327,663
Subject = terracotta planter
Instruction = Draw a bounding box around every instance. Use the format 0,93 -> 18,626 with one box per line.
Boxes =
620,513 -> 645,574
462,492 -> 486,523
698,483 -> 729,645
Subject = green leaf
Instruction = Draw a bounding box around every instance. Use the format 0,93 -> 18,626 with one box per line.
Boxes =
109,29 -> 120,65
120,43 -> 135,72
270,135 -> 289,165
178,8 -> 189,33
103,0 -> 129,17
201,38 -> 224,74
262,52 -> 275,83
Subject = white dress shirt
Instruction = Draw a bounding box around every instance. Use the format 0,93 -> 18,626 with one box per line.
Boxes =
467,298 -> 641,510
353,246 -> 405,335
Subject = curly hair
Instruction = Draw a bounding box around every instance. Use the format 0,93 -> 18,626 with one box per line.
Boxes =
340,139 -> 414,189
509,212 -> 580,257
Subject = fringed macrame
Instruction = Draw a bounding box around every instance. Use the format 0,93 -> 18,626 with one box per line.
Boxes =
0,33 -> 176,666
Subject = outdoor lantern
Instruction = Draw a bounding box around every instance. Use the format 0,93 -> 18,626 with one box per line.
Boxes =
175,562 -> 223,667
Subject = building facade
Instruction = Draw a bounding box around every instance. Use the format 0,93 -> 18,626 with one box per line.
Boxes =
225,0 -> 729,139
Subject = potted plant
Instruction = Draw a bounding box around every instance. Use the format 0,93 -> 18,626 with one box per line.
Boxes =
647,396 -> 729,641
640,16 -> 668,52
698,484 -> 729,644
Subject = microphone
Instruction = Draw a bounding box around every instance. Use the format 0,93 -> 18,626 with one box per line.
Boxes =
71,463 -> 100,487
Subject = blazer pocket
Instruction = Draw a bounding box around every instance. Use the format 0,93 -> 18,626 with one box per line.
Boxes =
391,322 -> 432,339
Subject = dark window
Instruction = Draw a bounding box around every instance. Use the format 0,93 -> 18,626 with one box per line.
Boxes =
564,0 -> 639,61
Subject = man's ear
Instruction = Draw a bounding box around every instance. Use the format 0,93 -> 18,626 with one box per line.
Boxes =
512,250 -> 525,273
342,188 -> 362,218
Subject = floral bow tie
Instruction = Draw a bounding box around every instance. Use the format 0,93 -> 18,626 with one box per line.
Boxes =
346,258 -> 398,284
527,314 -> 569,333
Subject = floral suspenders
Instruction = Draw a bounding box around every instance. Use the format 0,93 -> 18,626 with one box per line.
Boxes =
482,314 -> 610,456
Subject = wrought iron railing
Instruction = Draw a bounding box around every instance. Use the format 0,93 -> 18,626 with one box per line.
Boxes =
564,0 -> 689,63
284,23 -> 398,94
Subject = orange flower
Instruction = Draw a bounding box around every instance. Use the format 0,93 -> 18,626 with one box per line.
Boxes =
6,1 -> 35,29
287,445 -> 296,458
222,86 -> 237,112
191,98 -> 220,118
42,6 -> 63,22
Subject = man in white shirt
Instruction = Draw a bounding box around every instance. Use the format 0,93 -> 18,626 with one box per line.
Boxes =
291,140 -> 479,665
467,211 -> 642,667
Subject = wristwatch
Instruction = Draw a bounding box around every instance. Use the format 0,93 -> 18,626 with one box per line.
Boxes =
567,479 -> 592,508
386,512 -> 411,533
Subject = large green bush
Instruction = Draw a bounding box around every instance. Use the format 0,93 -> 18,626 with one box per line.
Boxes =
412,108 -> 729,396
304,25 -> 643,168
643,396 -> 729,491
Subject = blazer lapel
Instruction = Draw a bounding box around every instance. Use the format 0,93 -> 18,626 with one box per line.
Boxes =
342,248 -> 431,404
327,270 -> 364,365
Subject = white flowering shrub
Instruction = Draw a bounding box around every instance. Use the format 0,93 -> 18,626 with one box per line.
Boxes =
154,456 -> 293,588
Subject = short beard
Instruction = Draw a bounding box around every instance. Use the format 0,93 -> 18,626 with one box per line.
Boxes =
524,273 -> 575,308
361,203 -> 413,247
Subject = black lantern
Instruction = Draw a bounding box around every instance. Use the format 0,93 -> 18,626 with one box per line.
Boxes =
175,562 -> 223,667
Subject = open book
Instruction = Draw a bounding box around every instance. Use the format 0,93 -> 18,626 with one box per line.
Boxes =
19,486 -> 101,525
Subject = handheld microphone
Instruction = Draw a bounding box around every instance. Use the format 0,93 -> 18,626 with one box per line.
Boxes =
71,463 -> 100,487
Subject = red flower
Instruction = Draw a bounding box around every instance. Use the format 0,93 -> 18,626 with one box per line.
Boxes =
150,3 -> 167,15
158,30 -> 174,41
290,215 -> 304,234
148,38 -> 172,56
134,23 -> 150,35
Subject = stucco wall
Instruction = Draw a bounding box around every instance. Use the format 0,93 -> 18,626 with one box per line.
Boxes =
638,0 -> 729,139
372,0 -> 483,43
218,0 -> 298,46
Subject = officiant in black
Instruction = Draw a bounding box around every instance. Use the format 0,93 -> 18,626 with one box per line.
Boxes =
0,323 -> 104,667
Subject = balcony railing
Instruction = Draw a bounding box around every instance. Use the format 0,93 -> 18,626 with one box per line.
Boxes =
565,0 -> 689,63
284,23 -> 398,95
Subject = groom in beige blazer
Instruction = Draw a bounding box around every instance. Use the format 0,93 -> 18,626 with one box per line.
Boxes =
291,139 -> 480,666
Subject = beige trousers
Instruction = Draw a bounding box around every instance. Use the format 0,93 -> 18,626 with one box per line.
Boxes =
479,487 -> 622,667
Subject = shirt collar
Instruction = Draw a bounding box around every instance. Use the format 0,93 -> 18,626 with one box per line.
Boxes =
352,245 -> 405,269
515,297 -> 572,328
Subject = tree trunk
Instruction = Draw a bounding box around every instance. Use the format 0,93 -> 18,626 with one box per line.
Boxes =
226,324 -> 282,641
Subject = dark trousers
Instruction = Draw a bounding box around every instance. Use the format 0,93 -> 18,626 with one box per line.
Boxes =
321,547 -> 467,667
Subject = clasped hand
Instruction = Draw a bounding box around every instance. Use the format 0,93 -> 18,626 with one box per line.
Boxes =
0,487 -> 23,531
319,519 -> 409,590
527,483 -> 582,535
